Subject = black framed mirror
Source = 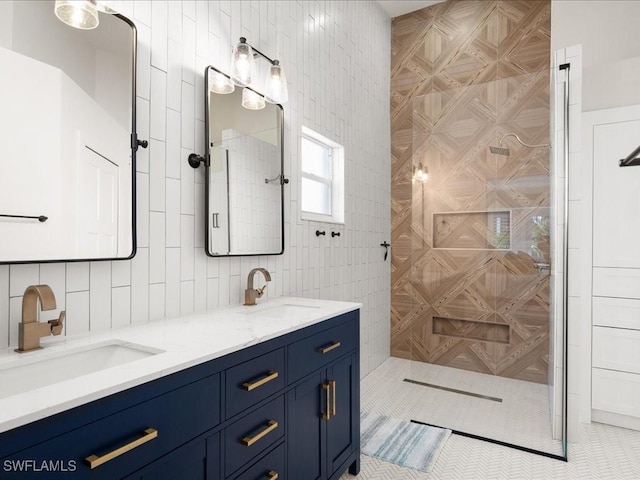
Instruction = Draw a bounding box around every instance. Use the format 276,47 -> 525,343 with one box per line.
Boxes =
0,1 -> 139,264
201,66 -> 285,257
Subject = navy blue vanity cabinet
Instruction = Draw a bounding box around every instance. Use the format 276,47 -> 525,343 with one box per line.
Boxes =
132,434 -> 220,480
326,353 -> 359,476
287,312 -> 361,479
232,442 -> 285,480
0,308 -> 360,480
0,370 -> 221,480
287,372 -> 326,480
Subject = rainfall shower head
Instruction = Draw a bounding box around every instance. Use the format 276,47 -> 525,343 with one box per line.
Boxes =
489,146 -> 510,156
490,133 -> 550,157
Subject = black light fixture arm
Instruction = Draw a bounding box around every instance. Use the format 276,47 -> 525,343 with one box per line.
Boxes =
239,37 -> 278,65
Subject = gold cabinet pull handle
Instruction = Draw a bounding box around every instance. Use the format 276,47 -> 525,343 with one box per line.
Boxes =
330,380 -> 336,416
268,471 -> 279,480
322,383 -> 331,420
243,371 -> 279,391
242,420 -> 278,446
85,428 -> 158,469
318,341 -> 341,354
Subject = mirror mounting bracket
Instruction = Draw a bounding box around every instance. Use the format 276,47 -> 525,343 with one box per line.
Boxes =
131,133 -> 148,151
188,153 -> 207,169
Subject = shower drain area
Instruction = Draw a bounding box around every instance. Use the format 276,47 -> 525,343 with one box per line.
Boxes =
403,378 -> 503,402
403,378 -> 567,461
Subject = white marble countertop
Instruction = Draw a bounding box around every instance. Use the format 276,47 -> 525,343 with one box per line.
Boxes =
0,297 -> 360,434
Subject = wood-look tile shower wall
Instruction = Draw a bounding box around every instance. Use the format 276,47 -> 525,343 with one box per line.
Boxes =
390,0 -> 551,383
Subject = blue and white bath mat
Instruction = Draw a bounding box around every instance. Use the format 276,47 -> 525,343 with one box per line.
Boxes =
360,411 -> 451,473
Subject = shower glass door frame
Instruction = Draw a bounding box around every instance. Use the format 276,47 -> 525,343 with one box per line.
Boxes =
397,63 -> 570,459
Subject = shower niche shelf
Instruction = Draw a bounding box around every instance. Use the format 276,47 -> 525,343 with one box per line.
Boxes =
432,317 -> 510,344
433,211 -> 511,250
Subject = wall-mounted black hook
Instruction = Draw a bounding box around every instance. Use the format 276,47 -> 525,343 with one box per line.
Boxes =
331,232 -> 341,238
188,153 -> 206,169
316,230 -> 326,237
381,241 -> 390,261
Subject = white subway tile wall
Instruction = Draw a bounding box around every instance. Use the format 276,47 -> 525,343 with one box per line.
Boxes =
222,130 -> 282,253
0,0 -> 391,377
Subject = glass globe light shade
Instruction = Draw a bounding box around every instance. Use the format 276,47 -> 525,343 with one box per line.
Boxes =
54,0 -> 99,30
264,61 -> 288,104
231,39 -> 256,87
209,70 -> 235,94
241,88 -> 266,110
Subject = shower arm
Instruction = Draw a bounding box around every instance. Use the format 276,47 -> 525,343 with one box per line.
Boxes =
499,133 -> 550,149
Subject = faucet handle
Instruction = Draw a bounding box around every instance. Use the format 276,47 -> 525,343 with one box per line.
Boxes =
256,285 -> 267,298
48,311 -> 65,336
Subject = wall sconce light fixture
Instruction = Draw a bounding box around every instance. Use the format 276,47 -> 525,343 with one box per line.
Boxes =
228,37 -> 289,109
209,70 -> 235,95
54,0 -> 118,30
241,87 -> 266,110
412,163 -> 428,183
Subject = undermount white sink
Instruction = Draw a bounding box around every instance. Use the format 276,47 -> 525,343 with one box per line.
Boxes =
0,341 -> 163,400
243,303 -> 321,316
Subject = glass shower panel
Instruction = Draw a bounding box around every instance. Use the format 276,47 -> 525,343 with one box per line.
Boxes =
403,69 -> 565,456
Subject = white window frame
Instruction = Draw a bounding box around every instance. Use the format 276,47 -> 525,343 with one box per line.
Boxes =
300,126 -> 344,224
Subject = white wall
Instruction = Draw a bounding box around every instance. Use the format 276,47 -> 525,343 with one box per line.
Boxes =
0,0 -> 392,377
552,0 -> 640,111
551,0 -> 640,438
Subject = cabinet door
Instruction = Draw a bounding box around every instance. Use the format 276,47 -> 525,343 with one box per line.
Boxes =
287,372 -> 326,480
326,354 -> 357,474
135,434 -> 219,480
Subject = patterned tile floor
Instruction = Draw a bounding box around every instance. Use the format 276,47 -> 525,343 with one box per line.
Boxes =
360,357 -> 562,454
341,357 -> 640,479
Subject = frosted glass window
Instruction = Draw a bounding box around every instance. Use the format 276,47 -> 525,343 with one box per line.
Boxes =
301,177 -> 331,215
300,126 -> 344,224
301,137 -> 331,178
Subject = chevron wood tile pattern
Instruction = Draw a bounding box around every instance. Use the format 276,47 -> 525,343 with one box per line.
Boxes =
391,0 -> 552,384
341,359 -> 640,480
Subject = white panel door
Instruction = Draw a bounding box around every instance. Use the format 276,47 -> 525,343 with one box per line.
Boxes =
593,119 -> 640,268
77,146 -> 118,257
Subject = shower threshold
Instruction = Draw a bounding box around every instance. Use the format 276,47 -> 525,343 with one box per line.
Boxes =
410,418 -> 567,462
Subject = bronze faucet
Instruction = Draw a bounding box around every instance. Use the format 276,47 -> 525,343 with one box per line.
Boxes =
15,285 -> 65,353
244,268 -> 272,306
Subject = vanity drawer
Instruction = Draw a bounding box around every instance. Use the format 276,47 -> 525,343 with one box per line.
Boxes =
226,348 -> 285,419
233,443 -> 285,480
3,374 -> 220,480
288,318 -> 358,384
224,396 -> 285,477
